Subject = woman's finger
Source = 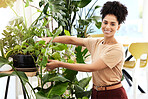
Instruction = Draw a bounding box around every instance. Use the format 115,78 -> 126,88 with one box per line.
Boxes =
47,68 -> 51,71
42,38 -> 49,44
47,59 -> 53,62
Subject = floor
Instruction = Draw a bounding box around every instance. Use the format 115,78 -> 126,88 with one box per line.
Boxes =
122,69 -> 148,99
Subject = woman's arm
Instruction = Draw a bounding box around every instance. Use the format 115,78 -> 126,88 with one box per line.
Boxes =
42,36 -> 85,46
46,58 -> 108,72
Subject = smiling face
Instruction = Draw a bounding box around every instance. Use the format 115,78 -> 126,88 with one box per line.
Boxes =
101,14 -> 120,38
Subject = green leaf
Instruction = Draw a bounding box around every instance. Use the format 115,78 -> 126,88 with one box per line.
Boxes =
82,48 -> 88,57
64,30 -> 70,36
63,69 -> 78,81
75,46 -> 85,63
95,5 -> 101,9
78,0 -> 92,8
0,40 -> 5,58
12,71 -> 29,84
49,82 -> 68,96
42,73 -> 56,84
35,92 -> 48,99
0,73 -> 13,78
74,85 -> 84,92
35,50 -> 40,56
25,0 -> 29,7
48,26 -> 62,46
48,75 -> 70,82
43,74 -> 69,85
95,22 -> 102,29
75,91 -> 91,99
52,52 -> 61,60
43,3 -> 49,15
49,95 -> 61,99
52,26 -> 62,39
40,55 -> 48,67
39,1 -> 45,7
67,59 -> 74,63
14,45 -> 21,50
92,16 -> 101,22
79,77 -> 92,89
26,45 -> 34,52
78,19 -> 89,26
52,43 -> 67,51
5,50 -> 13,59
82,97 -> 89,99
41,48 -> 46,54
0,71 -> 28,85
0,56 -> 9,68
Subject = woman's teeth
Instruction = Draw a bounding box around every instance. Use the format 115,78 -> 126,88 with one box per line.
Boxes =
104,30 -> 111,33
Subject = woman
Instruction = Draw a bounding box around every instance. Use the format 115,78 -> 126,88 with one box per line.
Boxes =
42,1 -> 128,99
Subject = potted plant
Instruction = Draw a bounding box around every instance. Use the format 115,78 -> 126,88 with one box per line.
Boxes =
0,0 -> 95,98
0,16 -> 92,98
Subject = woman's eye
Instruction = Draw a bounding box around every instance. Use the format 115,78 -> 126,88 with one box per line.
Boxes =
111,24 -> 115,26
104,22 -> 107,24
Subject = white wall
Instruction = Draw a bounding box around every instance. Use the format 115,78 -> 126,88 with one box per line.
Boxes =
142,0 -> 148,37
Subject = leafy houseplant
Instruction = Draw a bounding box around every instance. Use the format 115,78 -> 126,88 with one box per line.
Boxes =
0,17 -> 92,99
0,0 -> 95,98
39,0 -> 98,36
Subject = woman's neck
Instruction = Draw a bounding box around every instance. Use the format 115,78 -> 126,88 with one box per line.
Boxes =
103,37 -> 117,45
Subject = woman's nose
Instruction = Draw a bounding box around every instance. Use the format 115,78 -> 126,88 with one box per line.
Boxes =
106,24 -> 110,28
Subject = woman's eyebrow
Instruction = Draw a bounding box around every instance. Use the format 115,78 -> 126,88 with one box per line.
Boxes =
103,20 -> 116,23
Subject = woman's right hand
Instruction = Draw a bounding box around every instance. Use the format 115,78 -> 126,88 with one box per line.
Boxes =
42,37 -> 52,44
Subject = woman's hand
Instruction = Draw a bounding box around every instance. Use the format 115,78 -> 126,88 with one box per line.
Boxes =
46,60 -> 60,71
42,37 -> 52,44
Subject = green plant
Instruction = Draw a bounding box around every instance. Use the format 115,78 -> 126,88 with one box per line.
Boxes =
39,0 -> 94,35
0,0 -> 94,98
0,17 -> 92,99
74,0 -> 102,38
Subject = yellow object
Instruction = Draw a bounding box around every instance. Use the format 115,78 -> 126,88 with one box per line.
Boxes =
87,34 -> 104,38
124,42 -> 148,68
123,42 -> 148,99
124,59 -> 147,68
0,0 -> 16,8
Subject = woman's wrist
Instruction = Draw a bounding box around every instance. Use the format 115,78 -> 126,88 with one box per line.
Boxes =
58,61 -> 64,68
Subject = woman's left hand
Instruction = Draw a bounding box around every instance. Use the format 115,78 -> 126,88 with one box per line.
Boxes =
46,60 -> 60,71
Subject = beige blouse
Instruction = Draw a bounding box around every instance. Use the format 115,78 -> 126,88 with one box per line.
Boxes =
83,38 -> 125,86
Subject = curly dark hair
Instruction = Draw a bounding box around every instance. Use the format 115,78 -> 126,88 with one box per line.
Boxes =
100,1 -> 128,24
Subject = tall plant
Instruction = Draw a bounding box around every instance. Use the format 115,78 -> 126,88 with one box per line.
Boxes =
75,0 -> 102,38
39,0 -> 92,35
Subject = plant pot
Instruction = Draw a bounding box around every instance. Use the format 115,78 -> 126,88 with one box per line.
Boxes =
13,54 -> 37,68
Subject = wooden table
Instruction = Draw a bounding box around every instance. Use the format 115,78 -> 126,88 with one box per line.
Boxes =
0,70 -> 37,77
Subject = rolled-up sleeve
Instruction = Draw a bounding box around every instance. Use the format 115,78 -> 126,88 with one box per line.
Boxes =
83,38 -> 99,54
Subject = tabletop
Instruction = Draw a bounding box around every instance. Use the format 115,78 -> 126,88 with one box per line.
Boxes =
0,70 -> 37,77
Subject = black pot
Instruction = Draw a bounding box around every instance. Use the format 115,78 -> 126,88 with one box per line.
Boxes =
13,54 -> 37,68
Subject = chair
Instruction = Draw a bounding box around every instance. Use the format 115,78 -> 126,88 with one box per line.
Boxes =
123,42 -> 148,99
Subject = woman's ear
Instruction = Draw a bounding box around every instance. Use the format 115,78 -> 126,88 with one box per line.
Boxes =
117,25 -> 121,30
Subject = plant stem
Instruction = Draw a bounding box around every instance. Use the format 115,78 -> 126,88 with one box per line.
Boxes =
85,0 -> 98,19
40,65 -> 43,89
22,0 -> 27,28
5,1 -> 19,17
22,0 -> 40,10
